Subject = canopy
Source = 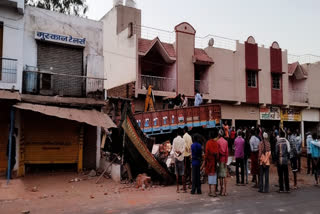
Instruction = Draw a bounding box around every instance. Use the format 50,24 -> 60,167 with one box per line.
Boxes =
14,103 -> 116,130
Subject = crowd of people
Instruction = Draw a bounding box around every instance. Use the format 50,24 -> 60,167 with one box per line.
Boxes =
170,123 -> 320,197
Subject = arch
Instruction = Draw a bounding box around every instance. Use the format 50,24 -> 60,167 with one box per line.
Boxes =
246,36 -> 256,44
174,22 -> 196,35
271,41 -> 280,49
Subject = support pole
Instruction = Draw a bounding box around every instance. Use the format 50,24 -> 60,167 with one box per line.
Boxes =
7,108 -> 15,185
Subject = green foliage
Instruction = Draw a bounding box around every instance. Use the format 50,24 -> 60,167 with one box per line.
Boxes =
25,0 -> 88,17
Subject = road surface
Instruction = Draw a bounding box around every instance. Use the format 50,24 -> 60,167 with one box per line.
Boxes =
118,187 -> 320,214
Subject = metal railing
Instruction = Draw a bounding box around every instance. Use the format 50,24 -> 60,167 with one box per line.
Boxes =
289,90 -> 308,103
0,58 -> 17,84
195,80 -> 209,94
288,54 -> 320,64
133,24 -> 237,51
195,35 -> 237,50
23,69 -> 104,97
140,75 -> 176,92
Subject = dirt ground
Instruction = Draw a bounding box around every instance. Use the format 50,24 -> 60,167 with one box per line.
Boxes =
0,157 -> 317,214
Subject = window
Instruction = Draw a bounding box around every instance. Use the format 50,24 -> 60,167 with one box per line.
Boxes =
272,74 -> 281,89
247,70 -> 257,88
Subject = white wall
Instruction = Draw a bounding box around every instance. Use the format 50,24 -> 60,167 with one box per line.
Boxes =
101,7 -> 138,90
0,6 -> 24,91
23,6 -> 104,82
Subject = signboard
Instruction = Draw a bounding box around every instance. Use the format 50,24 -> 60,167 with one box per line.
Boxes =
260,107 -> 280,120
281,108 -> 302,122
35,31 -> 86,47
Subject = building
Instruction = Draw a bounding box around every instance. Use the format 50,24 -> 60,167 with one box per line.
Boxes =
0,0 -> 24,175
0,4 -> 116,178
104,2 -> 320,144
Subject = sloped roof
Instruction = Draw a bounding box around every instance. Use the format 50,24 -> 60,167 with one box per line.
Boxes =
138,38 -> 176,58
288,62 -> 308,79
194,48 -> 214,65
288,62 -> 299,75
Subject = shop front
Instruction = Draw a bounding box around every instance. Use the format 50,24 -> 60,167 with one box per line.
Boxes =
0,102 -> 11,175
281,107 -> 302,134
260,106 -> 281,131
14,103 -> 116,176
302,109 -> 320,146
221,104 -> 259,130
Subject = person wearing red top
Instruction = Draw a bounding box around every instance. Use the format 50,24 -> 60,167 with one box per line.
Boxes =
217,129 -> 229,196
230,127 -> 236,151
205,129 -> 219,197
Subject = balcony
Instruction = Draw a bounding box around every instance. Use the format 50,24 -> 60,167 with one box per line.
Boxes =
195,80 -> 209,94
22,69 -> 104,98
0,58 -> 17,84
289,90 -> 308,104
140,75 -> 176,93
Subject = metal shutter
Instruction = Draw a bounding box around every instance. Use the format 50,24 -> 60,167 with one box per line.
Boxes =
37,42 -> 84,97
23,111 -> 80,164
0,104 -> 10,174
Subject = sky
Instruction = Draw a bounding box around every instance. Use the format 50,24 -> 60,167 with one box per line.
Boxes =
86,0 -> 320,56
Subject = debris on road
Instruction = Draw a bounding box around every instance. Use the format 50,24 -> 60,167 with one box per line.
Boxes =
31,186 -> 38,192
88,170 -> 97,177
69,178 -> 81,183
136,174 -> 151,189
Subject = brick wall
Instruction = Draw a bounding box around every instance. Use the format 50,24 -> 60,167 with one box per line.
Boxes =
107,81 -> 135,99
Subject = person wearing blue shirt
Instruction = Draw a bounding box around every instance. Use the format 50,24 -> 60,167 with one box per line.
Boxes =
191,134 -> 202,194
306,132 -> 314,174
310,133 -> 320,185
194,90 -> 202,107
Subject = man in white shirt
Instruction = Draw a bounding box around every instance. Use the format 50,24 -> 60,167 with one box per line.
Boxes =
182,94 -> 188,108
183,126 -> 192,186
194,90 -> 202,106
173,128 -> 186,193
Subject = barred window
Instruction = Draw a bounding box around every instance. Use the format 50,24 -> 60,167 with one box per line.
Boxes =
247,70 -> 257,88
272,74 -> 281,89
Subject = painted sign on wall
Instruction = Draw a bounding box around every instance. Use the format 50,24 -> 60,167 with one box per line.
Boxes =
260,107 -> 280,120
35,31 -> 86,47
281,108 -> 302,121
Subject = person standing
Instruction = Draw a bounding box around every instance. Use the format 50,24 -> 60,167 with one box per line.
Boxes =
172,128 -> 186,193
217,129 -> 229,196
249,129 -> 261,188
229,127 -> 236,152
295,129 -> 302,172
276,130 -> 291,193
182,94 -> 188,108
194,90 -> 202,106
191,134 -> 203,194
243,131 -> 251,184
310,133 -> 320,185
234,130 -> 245,185
258,132 -> 271,193
205,129 -> 219,197
306,132 -> 314,175
288,129 -> 298,189
183,126 -> 192,187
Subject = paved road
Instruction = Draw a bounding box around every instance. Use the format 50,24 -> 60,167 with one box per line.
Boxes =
118,187 -> 320,214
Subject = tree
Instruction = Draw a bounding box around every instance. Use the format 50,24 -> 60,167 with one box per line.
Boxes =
25,0 -> 88,17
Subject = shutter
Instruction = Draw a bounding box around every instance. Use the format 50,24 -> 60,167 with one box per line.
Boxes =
23,111 -> 80,164
0,104 -> 10,174
37,42 -> 84,97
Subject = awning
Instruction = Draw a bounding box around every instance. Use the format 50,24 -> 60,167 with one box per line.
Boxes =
0,90 -> 21,101
14,103 -> 116,130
